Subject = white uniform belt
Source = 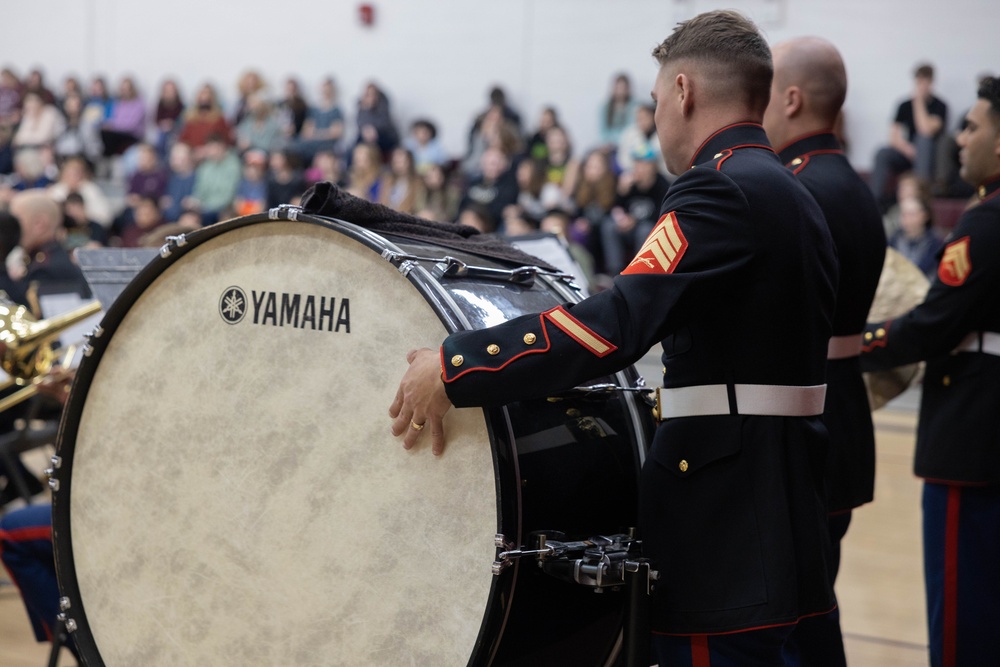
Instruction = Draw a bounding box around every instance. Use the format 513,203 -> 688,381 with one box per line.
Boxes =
654,383 -> 827,420
827,334 -> 863,360
955,331 -> 1000,357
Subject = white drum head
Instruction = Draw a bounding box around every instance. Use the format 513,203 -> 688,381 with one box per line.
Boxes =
66,221 -> 498,665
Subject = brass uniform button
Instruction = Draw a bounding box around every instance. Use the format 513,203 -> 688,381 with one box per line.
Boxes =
678,460 -> 689,473
713,152 -> 723,159
523,333 -> 537,345
943,375 -> 951,387
487,344 -> 500,356
790,157 -> 803,166
864,332 -> 873,342
979,185 -> 987,199
876,328 -> 886,338
451,355 -> 464,367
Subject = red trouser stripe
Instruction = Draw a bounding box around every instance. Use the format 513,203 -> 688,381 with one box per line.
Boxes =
943,486 -> 961,667
690,634 -> 711,667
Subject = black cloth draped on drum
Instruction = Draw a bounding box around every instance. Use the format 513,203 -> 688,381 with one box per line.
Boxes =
300,181 -> 557,270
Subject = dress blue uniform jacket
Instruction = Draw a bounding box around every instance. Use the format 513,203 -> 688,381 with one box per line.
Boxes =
862,177 -> 1000,485
779,132 -> 886,512
440,123 -> 839,634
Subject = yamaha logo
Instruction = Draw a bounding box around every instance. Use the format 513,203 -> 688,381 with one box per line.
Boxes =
219,286 -> 351,333
219,286 -> 248,324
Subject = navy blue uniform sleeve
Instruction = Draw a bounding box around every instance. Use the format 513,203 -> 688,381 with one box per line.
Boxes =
441,166 -> 754,408
862,204 -> 1000,370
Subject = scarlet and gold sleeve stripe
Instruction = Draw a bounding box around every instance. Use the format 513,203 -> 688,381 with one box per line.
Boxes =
544,306 -> 617,357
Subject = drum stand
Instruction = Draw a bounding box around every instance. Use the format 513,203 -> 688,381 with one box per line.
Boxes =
493,532 -> 656,667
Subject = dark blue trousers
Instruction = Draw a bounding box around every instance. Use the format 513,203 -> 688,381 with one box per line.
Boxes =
652,626 -> 794,666
923,482 -> 1000,667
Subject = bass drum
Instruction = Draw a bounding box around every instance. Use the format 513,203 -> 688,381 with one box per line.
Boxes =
51,211 -> 653,667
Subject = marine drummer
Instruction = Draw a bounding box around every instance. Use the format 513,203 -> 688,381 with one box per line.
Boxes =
861,76 -> 1000,667
390,10 -> 839,665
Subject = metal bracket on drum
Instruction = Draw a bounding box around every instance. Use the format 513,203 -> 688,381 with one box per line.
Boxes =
492,531 -> 656,590
493,531 -> 658,667
158,234 -> 189,259
268,204 -> 301,221
380,250 -> 579,289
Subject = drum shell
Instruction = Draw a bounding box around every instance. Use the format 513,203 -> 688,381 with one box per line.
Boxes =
51,213 -> 652,666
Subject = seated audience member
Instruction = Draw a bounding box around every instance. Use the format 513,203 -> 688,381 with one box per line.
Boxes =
178,84 -> 234,159
602,146 -> 670,275
888,194 -> 944,277
540,208 -> 595,286
345,142 -> 384,202
882,171 -> 931,236
47,156 -> 113,228
416,163 -> 461,223
501,209 -> 539,237
278,77 -> 309,140
233,149 -> 269,216
511,158 -> 548,222
289,77 -> 344,163
53,91 -> 103,166
470,86 -> 523,141
265,150 -> 306,209
230,70 -> 266,128
402,119 -> 448,174
188,134 -> 241,225
869,63 -> 949,212
572,150 -> 619,273
463,104 -> 523,179
12,92 -> 65,152
457,202 -> 497,235
524,106 -> 559,162
0,68 -> 23,129
458,147 -> 519,233
538,124 -> 579,209
62,191 -> 108,250
82,76 -> 113,128
100,76 -> 146,157
304,150 -> 344,188
0,150 -> 54,207
354,82 -> 399,157
22,69 -> 56,107
112,195 -> 163,247
126,143 -> 169,206
236,93 -> 286,155
161,142 -> 197,223
616,103 -> 667,175
153,78 -> 185,159
598,73 -> 639,151
378,147 -> 425,214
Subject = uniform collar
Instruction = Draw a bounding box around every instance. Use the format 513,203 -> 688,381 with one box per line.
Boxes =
776,131 -> 842,166
688,122 -> 774,169
976,175 -> 1000,202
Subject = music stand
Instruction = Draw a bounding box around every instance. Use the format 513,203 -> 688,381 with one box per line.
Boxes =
74,248 -> 159,311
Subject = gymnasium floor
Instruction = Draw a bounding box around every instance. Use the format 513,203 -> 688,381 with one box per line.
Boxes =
0,394 -> 930,666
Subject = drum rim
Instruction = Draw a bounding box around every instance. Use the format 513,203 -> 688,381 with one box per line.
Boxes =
51,212 -> 522,666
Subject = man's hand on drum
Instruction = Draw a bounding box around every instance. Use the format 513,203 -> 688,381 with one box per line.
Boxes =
389,347 -> 453,456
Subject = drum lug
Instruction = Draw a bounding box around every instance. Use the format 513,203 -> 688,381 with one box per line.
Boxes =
87,325 -> 104,340
48,477 -> 59,492
159,234 -> 189,258
59,596 -> 71,611
268,205 -> 302,221
50,455 -> 62,469
56,614 -> 78,633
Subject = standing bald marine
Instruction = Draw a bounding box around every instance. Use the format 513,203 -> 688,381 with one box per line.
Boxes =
763,38 -> 886,666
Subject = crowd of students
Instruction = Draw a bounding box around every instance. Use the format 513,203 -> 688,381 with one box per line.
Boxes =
0,63 -> 979,290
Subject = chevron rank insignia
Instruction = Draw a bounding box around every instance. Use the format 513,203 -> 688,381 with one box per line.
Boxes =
622,212 -> 688,275
938,236 -> 972,286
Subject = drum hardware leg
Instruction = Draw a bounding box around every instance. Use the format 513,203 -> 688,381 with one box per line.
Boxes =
623,560 -> 655,667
